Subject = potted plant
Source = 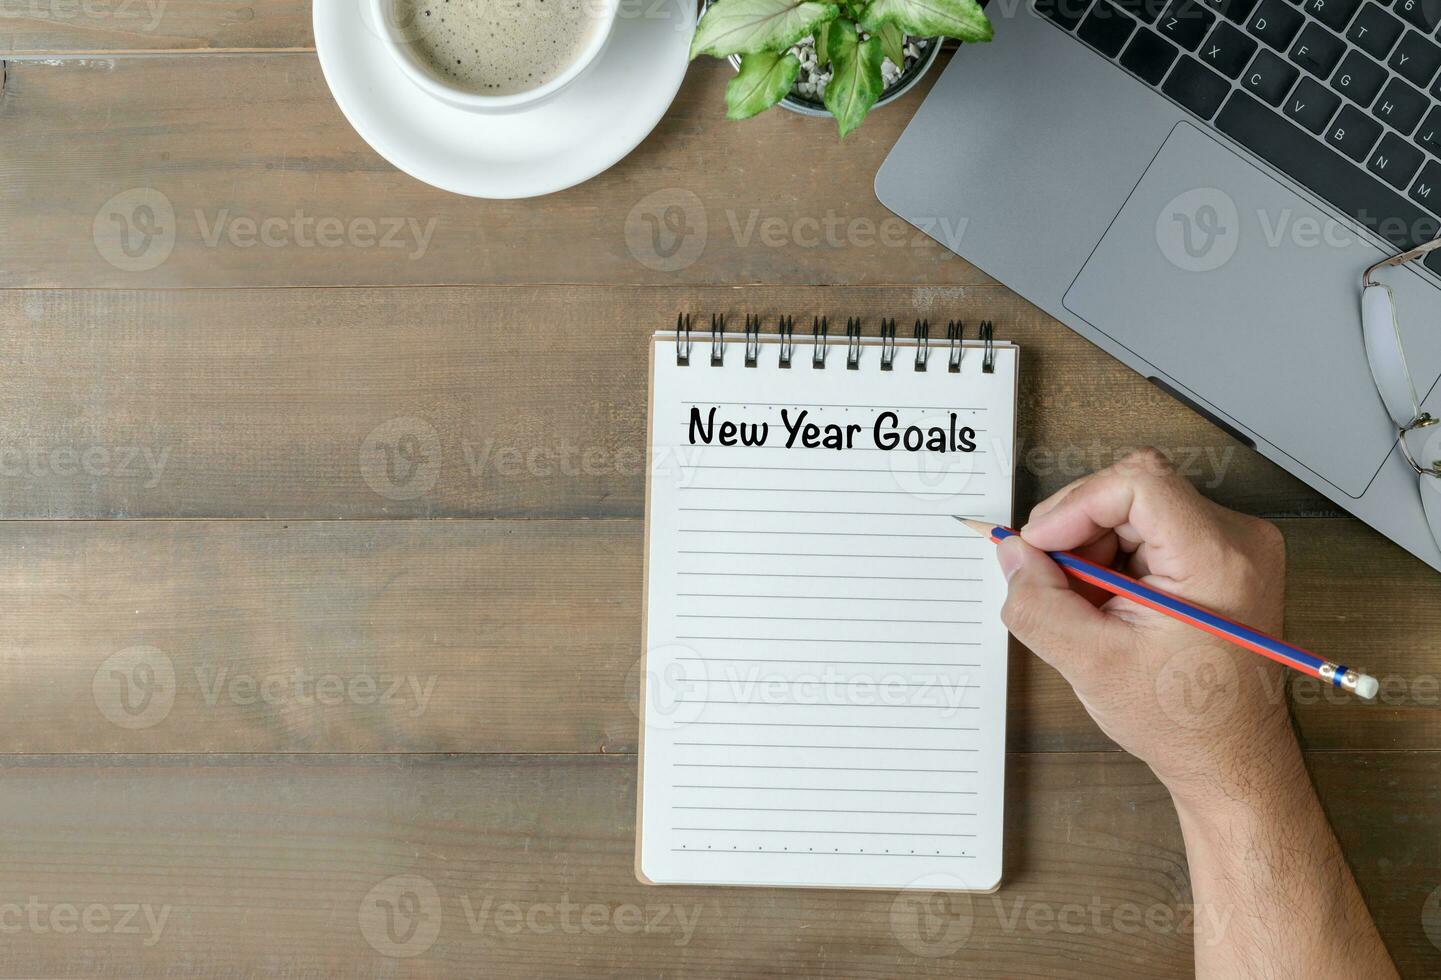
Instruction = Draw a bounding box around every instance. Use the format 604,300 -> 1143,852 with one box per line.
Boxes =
690,0 -> 993,136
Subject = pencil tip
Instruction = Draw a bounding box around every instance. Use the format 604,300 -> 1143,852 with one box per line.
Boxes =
953,517 -> 994,536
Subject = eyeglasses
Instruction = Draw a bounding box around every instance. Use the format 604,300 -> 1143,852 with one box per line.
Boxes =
1361,240 -> 1441,554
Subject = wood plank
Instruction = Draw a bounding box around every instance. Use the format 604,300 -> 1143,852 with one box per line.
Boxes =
0,0 -> 310,54
1,517 -> 1434,754
0,752 -> 1433,978
0,286 -> 1328,519
0,55 -> 990,287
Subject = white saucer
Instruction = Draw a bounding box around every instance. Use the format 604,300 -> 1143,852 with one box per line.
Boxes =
314,0 -> 694,198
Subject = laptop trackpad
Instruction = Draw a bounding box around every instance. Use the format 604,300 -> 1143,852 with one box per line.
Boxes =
1063,122 -> 1441,498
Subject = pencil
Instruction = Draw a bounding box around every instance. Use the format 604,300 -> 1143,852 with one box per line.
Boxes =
955,517 -> 1379,700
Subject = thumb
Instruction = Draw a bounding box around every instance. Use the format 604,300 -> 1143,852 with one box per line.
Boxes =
996,535 -> 1110,678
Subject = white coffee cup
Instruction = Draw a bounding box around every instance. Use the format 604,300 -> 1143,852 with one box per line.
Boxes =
367,0 -> 620,113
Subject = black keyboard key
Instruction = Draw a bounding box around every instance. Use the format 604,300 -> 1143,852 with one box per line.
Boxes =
1327,104 -> 1386,158
1284,76 -> 1343,131
1037,0 -> 1094,29
1116,0 -> 1169,20
1162,54 -> 1232,115
1373,76 -> 1429,132
1389,30 -> 1441,88
1160,0 -> 1218,46
1243,48 -> 1301,102
1416,105 -> 1441,154
1079,1 -> 1139,54
1121,29 -> 1181,80
1202,0 -> 1260,18
1289,22 -> 1346,75
1301,0 -> 1362,30
1203,21 -> 1259,74
1368,132 -> 1425,186
1247,0 -> 1304,48
1349,4 -> 1404,58
1331,49 -> 1389,105
1216,91 -> 1441,251
1410,159 -> 1441,208
1395,0 -> 1441,32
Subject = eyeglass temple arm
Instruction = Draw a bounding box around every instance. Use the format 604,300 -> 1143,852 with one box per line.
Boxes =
1364,236 -> 1441,286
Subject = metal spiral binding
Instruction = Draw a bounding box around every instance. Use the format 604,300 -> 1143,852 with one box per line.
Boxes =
946,320 -> 963,373
711,313 -> 726,366
777,315 -> 795,368
676,313 -> 692,365
671,313 -> 993,373
846,318 -> 862,370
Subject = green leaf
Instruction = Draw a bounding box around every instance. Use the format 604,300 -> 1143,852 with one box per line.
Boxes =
691,0 -> 841,58
823,21 -> 884,138
814,22 -> 831,67
860,0 -> 992,42
726,51 -> 803,119
875,20 -> 906,68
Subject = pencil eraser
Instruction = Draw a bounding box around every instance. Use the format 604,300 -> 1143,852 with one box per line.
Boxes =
1356,675 -> 1379,700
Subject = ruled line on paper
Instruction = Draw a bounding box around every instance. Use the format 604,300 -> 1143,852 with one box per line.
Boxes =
675,743 -> 980,752
674,806 -> 979,815
672,786 -> 980,795
678,550 -> 984,560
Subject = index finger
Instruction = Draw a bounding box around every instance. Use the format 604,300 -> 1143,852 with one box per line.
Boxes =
1018,450 -> 1214,569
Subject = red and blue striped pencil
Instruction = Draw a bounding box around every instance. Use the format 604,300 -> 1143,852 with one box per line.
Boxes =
956,518 -> 1379,700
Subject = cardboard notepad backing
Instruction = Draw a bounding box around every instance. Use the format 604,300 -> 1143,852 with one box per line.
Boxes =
637,324 -> 1017,891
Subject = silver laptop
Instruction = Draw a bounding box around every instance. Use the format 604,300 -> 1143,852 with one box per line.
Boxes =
876,0 -> 1441,571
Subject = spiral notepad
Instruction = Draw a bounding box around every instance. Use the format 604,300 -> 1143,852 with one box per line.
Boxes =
636,316 -> 1018,892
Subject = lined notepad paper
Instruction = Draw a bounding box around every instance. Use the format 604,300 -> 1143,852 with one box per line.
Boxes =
637,331 -> 1017,891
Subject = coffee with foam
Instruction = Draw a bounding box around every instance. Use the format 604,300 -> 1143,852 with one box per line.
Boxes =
395,0 -> 605,96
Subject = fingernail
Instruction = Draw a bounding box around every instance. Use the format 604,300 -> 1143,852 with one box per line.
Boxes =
996,536 -> 1026,581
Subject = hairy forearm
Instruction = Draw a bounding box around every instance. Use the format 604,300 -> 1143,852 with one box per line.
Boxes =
1169,744 -> 1397,979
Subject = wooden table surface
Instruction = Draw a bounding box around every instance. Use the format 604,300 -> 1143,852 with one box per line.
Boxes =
1,11 -> 1439,976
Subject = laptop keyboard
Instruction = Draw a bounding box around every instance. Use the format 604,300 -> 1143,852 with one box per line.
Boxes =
1036,0 -> 1441,273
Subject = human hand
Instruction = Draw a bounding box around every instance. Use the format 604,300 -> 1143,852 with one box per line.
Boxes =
997,448 -> 1295,809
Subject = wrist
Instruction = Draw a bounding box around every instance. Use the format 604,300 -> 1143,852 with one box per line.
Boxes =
1162,717 -> 1310,828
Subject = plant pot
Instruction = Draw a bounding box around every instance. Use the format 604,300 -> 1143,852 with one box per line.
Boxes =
701,0 -> 947,121
732,36 -> 943,117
